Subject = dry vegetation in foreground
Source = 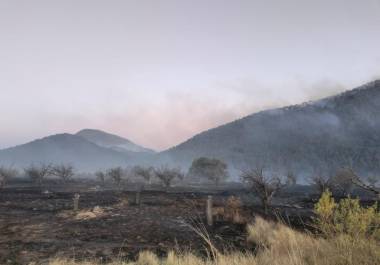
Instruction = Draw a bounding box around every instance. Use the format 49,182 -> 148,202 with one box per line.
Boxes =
49,191 -> 380,265
49,220 -> 380,265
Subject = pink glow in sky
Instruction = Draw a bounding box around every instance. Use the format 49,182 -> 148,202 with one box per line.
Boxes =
1,0 -> 380,150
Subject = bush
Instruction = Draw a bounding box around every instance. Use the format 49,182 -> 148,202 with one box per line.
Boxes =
224,196 -> 245,224
314,189 -> 337,235
314,190 -> 380,239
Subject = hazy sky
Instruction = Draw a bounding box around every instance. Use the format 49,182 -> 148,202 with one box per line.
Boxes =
1,0 -> 380,150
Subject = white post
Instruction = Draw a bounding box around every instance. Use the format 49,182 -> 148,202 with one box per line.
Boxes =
73,193 -> 80,212
135,191 -> 141,206
206,195 -> 213,226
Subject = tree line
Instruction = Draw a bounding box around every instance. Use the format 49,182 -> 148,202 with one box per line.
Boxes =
0,156 -> 379,214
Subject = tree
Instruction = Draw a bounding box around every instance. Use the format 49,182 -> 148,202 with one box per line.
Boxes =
24,163 -> 52,187
0,166 -> 18,189
285,171 -> 297,187
95,170 -> 106,186
132,165 -> 154,184
154,166 -> 184,188
188,157 -> 229,186
345,167 -> 380,200
310,174 -> 334,196
240,167 -> 284,214
107,167 -> 124,187
367,176 -> 379,188
330,168 -> 354,197
51,164 -> 75,183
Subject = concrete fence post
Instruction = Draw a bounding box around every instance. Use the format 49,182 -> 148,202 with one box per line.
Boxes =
135,191 -> 141,206
206,195 -> 213,226
73,193 -> 80,212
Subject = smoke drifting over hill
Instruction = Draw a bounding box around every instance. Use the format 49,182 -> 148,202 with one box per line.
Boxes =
1,80 -> 380,183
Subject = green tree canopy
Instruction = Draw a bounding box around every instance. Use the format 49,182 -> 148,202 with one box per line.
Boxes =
188,157 -> 229,186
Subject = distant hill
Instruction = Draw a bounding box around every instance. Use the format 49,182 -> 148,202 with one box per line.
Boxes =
160,80 -> 380,179
0,133 -> 150,171
1,80 -> 380,178
76,129 -> 155,154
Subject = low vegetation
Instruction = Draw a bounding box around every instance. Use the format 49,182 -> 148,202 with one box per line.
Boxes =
314,190 -> 380,238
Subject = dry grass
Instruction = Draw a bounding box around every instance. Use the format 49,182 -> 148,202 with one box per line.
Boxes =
224,196 -> 245,224
249,217 -> 380,265
56,206 -> 106,220
49,217 -> 380,265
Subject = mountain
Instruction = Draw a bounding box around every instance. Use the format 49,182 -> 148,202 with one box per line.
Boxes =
76,129 -> 155,153
0,133 -> 145,171
160,80 -> 380,179
2,80 -> 380,177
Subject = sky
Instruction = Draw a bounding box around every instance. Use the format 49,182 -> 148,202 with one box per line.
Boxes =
0,0 -> 380,151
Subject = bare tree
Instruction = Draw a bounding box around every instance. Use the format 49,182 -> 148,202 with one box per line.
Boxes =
310,174 -> 334,196
24,163 -> 52,187
154,166 -> 184,189
367,176 -> 379,187
330,168 -> 354,197
95,170 -> 106,186
132,165 -> 154,184
345,167 -> 380,200
240,167 -> 284,214
285,171 -> 297,187
107,167 -> 124,187
0,166 -> 18,189
51,164 -> 75,183
188,157 -> 229,186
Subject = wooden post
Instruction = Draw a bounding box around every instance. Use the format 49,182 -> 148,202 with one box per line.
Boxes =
135,191 -> 141,206
206,195 -> 213,226
73,193 -> 80,212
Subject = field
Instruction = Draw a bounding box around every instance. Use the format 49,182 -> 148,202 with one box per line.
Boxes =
1,180 -> 377,265
0,182 -> 256,264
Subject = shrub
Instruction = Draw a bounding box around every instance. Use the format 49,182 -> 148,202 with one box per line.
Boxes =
314,190 -> 380,239
224,196 -> 244,224
314,189 -> 337,235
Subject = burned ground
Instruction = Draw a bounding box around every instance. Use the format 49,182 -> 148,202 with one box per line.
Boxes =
1,182 -> 368,264
0,186 -> 252,264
